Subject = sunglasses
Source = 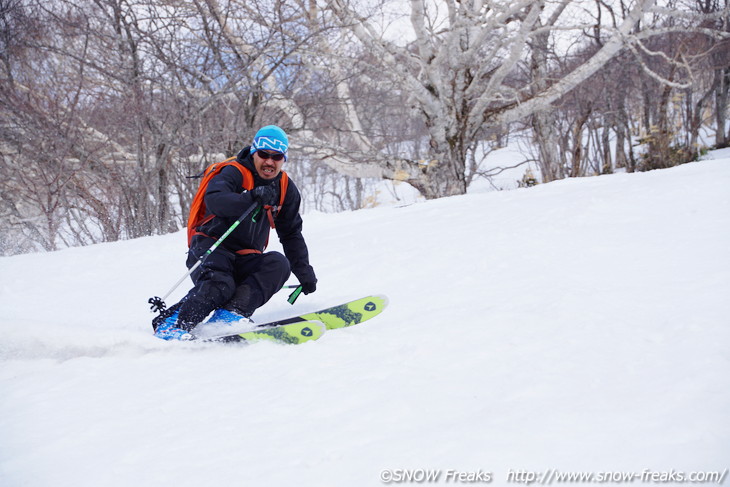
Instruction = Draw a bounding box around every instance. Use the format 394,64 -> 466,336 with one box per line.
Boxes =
256,150 -> 286,162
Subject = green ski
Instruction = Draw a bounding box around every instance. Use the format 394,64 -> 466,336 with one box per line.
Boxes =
205,320 -> 325,344
199,295 -> 388,345
255,295 -> 389,331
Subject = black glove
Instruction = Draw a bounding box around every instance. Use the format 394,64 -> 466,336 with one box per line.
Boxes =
251,185 -> 277,206
300,280 -> 317,295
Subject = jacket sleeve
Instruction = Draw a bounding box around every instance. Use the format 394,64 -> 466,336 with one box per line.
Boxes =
275,178 -> 317,284
204,165 -> 256,217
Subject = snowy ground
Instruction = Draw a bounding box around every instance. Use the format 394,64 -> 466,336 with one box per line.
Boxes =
1,153 -> 728,486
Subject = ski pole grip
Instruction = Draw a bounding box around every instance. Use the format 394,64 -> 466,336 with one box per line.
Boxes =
287,285 -> 303,305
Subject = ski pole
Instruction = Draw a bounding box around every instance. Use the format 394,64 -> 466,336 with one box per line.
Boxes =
148,201 -> 261,312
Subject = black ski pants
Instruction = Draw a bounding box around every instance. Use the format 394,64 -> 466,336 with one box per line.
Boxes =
177,236 -> 291,326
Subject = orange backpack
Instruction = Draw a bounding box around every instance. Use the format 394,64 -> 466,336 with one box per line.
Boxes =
186,157 -> 288,247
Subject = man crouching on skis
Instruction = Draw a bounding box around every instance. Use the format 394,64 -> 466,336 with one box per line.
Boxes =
153,125 -> 317,340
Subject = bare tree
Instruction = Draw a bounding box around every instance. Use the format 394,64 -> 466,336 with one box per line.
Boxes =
291,0 -> 730,195
295,0 -> 658,196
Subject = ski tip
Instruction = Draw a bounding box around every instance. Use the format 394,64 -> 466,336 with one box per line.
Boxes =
373,294 -> 389,307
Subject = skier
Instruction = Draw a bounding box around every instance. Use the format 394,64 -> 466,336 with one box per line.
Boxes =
153,125 -> 317,340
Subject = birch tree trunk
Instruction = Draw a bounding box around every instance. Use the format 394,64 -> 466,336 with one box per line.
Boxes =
716,66 -> 730,147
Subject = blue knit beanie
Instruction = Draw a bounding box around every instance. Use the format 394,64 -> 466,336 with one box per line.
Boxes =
250,125 -> 288,160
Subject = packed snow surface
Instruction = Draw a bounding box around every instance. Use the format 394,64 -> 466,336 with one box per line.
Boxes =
1,155 -> 729,486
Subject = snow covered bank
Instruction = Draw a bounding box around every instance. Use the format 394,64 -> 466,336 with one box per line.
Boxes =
1,157 -> 728,486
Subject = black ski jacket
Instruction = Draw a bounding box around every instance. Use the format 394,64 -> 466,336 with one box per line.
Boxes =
194,146 -> 316,284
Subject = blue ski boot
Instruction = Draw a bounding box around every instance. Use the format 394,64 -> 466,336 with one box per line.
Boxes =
153,309 -> 194,341
207,308 -> 252,325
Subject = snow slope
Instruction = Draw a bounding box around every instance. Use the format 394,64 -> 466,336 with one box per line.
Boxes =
1,155 -> 729,486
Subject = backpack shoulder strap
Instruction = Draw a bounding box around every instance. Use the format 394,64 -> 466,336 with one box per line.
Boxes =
278,171 -> 288,208
186,157 -> 248,247
240,165 -> 254,191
